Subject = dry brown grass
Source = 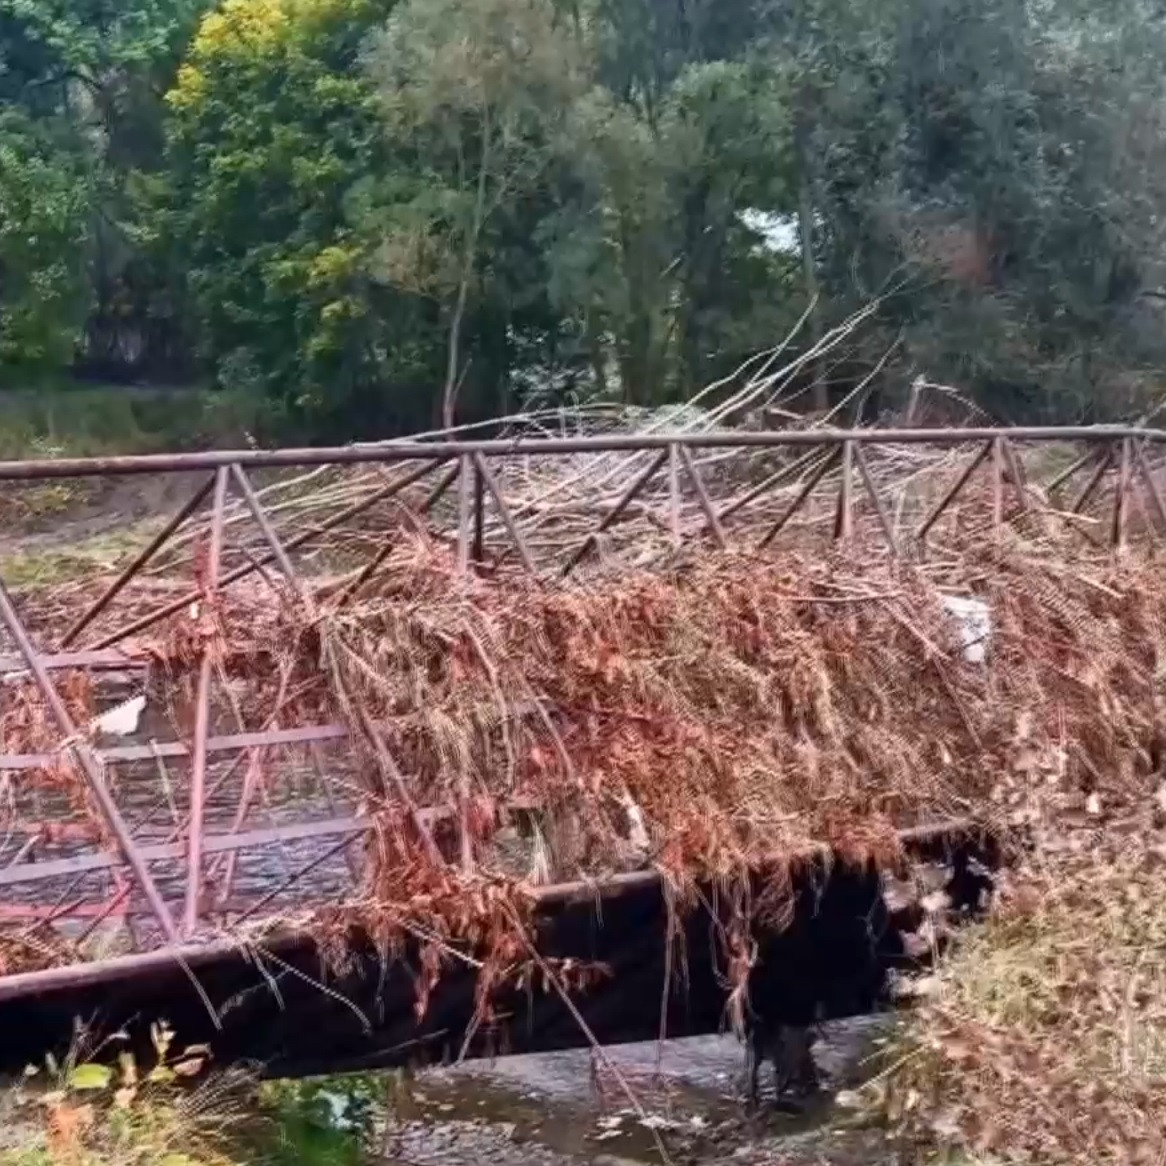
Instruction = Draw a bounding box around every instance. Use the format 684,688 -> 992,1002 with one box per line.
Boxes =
876,833 -> 1166,1164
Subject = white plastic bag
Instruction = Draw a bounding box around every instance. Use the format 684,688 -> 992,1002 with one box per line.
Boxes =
940,595 -> 992,664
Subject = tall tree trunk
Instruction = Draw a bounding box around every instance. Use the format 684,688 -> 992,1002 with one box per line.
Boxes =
443,111 -> 493,431
794,106 -> 827,413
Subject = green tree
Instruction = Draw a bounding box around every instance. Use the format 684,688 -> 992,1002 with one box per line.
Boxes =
538,57 -> 795,405
166,0 -> 441,433
0,0 -> 210,381
0,110 -> 90,371
365,0 -> 588,424
794,0 -> 1166,420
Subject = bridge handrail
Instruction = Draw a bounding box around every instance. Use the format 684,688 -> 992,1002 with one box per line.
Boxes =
0,424 -> 1160,480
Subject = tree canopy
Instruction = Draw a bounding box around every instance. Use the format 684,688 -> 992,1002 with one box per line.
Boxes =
2,0 -> 1166,429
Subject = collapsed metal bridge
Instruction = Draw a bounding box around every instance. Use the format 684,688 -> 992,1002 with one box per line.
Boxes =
0,424 -> 1155,1072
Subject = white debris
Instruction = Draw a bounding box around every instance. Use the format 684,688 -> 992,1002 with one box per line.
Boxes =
527,820 -> 552,885
619,786 -> 651,855
940,594 -> 992,664
91,694 -> 146,738
921,890 -> 952,916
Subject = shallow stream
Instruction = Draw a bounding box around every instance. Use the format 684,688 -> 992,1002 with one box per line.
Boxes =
275,1019 -> 894,1166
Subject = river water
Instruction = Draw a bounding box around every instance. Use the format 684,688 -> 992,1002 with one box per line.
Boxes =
301,1020 -> 893,1166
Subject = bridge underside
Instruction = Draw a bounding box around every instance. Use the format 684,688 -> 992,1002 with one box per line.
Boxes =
0,832 -> 993,1077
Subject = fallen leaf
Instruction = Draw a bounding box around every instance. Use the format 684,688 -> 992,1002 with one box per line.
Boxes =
67,1064 -> 113,1091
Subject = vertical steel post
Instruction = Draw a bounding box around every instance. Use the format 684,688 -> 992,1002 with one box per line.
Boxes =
667,442 -> 682,548
853,442 -> 896,554
834,440 -> 854,541
991,437 -> 1005,533
679,446 -> 725,548
456,454 -> 472,576
472,461 -> 486,566
472,453 -> 535,573
1113,437 -> 1131,549
184,465 -> 229,937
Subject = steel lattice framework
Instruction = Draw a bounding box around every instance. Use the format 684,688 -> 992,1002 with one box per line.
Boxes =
0,424 -> 1159,998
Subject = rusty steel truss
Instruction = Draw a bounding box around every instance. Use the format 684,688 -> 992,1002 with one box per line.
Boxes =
0,424 -> 1160,997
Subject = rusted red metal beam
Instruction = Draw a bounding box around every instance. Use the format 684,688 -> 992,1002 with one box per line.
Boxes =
185,466 -> 228,937
207,468 -> 313,910
1134,441 -> 1166,529
0,897 -> 264,922
0,816 -> 982,1003
59,474 -> 216,648
335,461 -> 460,606
1044,448 -> 1095,495
472,451 -> 535,573
853,441 -> 896,553
87,457 -> 448,651
0,649 -> 146,675
0,721 -> 352,771
229,463 -> 303,590
679,445 -> 725,547
1071,444 -> 1116,514
0,816 -> 372,887
916,440 -> 992,541
757,445 -> 842,549
0,427 -> 1156,481
0,798 -> 544,889
1113,436 -> 1132,548
562,450 -> 669,577
834,439 -> 855,541
0,707 -> 542,773
456,454 -> 473,575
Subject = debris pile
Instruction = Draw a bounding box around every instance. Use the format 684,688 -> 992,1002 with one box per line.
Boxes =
3,475 -> 1165,1039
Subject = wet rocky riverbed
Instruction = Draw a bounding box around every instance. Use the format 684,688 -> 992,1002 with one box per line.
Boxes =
307,1019 -> 896,1166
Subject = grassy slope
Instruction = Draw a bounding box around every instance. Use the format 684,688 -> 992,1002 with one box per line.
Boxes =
870,837 -> 1166,1164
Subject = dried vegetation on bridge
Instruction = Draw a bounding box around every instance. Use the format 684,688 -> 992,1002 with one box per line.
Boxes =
5,487 -> 1162,943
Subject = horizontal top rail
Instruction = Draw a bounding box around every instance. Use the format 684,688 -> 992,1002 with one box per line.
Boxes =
0,426 -> 1157,481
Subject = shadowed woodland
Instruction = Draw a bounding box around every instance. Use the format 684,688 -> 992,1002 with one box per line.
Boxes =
5,0 -> 1166,435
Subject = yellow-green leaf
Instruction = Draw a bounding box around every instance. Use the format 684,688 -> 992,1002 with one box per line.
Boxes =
68,1063 -> 113,1091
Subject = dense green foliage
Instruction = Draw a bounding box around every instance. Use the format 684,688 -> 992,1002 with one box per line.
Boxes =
3,0 -> 1166,431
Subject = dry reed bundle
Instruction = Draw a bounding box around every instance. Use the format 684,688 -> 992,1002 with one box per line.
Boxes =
58,510 -> 1155,918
